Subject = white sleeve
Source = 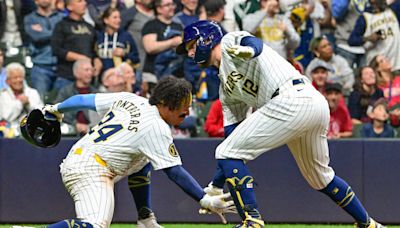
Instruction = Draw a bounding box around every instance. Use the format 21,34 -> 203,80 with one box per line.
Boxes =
221,31 -> 254,49
242,10 -> 267,34
336,55 -> 355,90
282,16 -> 300,50
140,121 -> 182,170
95,92 -> 137,116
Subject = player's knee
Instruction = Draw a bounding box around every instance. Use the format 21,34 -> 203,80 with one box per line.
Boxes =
304,171 -> 335,190
215,142 -> 233,159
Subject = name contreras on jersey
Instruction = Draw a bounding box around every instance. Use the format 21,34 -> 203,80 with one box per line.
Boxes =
112,100 -> 141,132
224,71 -> 244,95
224,71 -> 259,97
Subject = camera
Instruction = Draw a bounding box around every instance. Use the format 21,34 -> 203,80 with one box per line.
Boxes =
375,30 -> 385,40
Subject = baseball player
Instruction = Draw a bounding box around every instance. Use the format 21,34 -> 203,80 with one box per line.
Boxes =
176,20 -> 385,228
42,76 -> 234,228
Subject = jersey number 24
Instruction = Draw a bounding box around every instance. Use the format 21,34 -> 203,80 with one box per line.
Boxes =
89,111 -> 123,143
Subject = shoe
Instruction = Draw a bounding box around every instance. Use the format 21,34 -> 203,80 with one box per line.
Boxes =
233,217 -> 265,228
356,218 -> 386,228
137,212 -> 164,228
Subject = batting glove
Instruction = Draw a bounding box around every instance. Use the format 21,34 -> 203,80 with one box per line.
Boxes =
203,182 -> 224,196
226,45 -> 255,59
199,193 -> 236,224
42,104 -> 63,122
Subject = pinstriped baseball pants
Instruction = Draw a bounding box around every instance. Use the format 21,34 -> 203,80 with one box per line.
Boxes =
60,148 -> 116,228
216,85 -> 335,190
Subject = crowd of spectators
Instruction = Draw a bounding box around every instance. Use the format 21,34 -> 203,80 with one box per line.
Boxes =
0,0 -> 400,139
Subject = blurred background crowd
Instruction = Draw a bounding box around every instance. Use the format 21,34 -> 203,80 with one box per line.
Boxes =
0,0 -> 399,139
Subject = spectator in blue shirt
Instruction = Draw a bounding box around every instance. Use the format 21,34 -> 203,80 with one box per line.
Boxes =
24,0 -> 65,101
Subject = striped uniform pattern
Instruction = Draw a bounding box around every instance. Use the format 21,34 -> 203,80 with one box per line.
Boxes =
215,31 -> 335,190
60,92 -> 182,228
363,8 -> 400,71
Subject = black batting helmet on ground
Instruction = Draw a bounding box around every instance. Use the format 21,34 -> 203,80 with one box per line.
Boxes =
20,109 -> 61,148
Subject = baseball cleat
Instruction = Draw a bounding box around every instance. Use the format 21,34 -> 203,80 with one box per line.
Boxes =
233,217 -> 265,228
356,218 -> 386,228
137,212 -> 164,228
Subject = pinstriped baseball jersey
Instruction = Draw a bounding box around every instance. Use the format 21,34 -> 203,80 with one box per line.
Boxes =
363,9 -> 400,71
60,92 -> 182,227
215,31 -> 335,190
72,92 -> 182,176
219,31 -> 306,126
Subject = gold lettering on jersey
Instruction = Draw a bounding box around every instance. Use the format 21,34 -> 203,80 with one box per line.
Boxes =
113,100 -> 141,132
224,71 -> 258,97
168,143 -> 179,157
71,25 -> 92,35
370,16 -> 397,31
224,71 -> 244,95
243,79 -> 258,97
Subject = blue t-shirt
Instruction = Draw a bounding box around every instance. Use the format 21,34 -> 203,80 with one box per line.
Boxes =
361,123 -> 395,138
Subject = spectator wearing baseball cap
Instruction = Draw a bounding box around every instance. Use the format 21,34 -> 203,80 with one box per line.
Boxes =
308,59 -> 333,92
310,60 -> 347,107
325,82 -> 353,139
361,98 -> 395,138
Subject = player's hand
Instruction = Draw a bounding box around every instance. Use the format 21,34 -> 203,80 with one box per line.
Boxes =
204,182 -> 224,196
200,182 -> 235,224
42,104 -> 63,122
199,203 -> 237,224
226,45 -> 255,59
199,193 -> 236,223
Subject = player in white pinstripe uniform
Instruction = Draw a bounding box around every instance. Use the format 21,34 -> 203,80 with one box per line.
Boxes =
42,76 -> 234,228
177,21 -> 385,228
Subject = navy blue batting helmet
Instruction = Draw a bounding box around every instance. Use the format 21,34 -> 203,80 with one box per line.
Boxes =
20,109 -> 61,148
176,20 -> 223,64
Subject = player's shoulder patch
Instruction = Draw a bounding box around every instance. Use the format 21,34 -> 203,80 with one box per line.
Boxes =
168,143 -> 179,157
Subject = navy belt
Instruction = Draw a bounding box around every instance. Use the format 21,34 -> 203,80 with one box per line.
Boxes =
271,79 -> 305,99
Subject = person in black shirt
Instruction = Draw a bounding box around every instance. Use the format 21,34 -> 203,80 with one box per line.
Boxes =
51,0 -> 102,91
141,0 -> 183,83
